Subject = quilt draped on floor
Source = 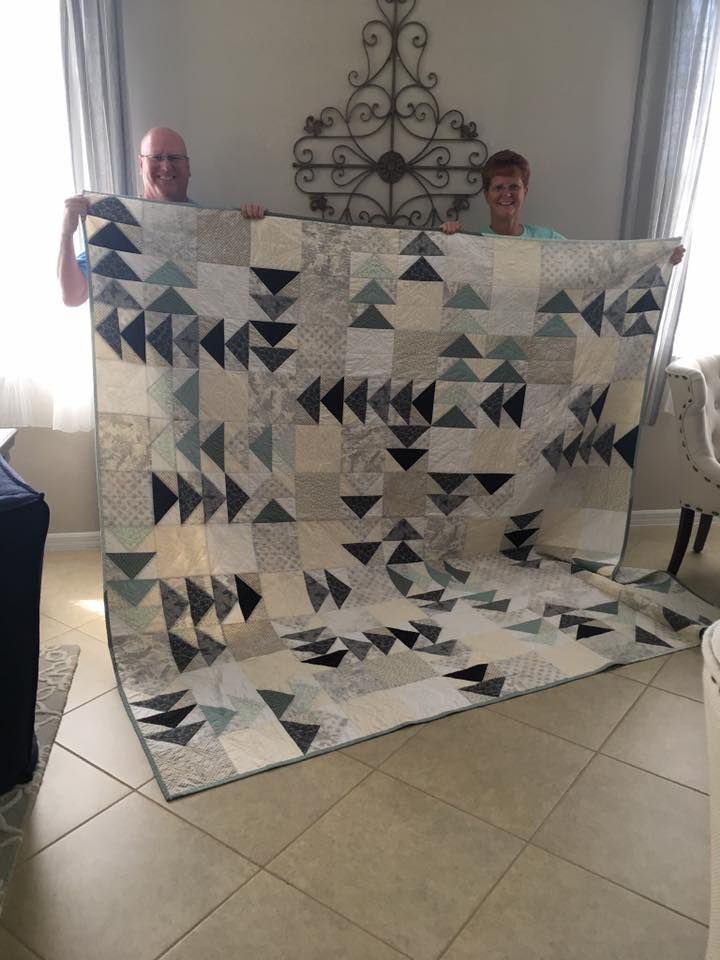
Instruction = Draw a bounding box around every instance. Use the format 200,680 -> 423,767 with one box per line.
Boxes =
86,194 -> 717,798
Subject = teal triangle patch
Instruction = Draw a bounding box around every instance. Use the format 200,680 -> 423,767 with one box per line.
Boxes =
445,309 -> 489,333
250,426 -> 273,470
274,426 -> 295,469
107,553 -> 155,579
201,424 -> 225,470
354,254 -> 395,280
146,262 -> 194,288
351,280 -> 395,305
115,606 -> 163,632
176,422 -> 201,468
148,371 -> 175,415
258,689 -> 294,718
586,600 -> 620,615
508,618 -> 543,635
200,705 -> 236,735
254,500 -> 294,523
174,372 -> 199,416
147,287 -> 195,314
107,526 -> 154,551
108,578 -> 157,606
536,314 -> 576,338
487,338 -> 527,361
152,423 -> 176,468
485,361 -> 525,383
425,564 -> 452,586
351,305 -> 393,329
434,406 -> 475,428
443,335 -> 482,358
539,290 -> 577,313
387,567 -> 414,595
441,359 -> 479,382
445,285 -> 487,309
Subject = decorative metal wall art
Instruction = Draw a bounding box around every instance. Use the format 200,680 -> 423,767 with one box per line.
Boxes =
292,0 -> 487,227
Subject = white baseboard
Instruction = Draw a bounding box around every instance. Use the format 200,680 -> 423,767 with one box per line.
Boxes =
630,508 -> 680,527
46,531 -> 101,552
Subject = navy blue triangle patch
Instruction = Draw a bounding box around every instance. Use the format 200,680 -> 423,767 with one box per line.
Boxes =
251,267 -> 299,294
89,221 -> 140,254
201,320 -> 226,366
121,312 -> 146,362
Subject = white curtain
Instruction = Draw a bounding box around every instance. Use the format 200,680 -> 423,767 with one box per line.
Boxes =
0,4 -> 94,432
0,0 -> 131,433
673,55 -> 720,357
621,0 -> 720,423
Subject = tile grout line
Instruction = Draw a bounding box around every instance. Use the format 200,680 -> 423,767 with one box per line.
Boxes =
528,840 -> 710,928
482,691 -> 643,753
0,924 -> 46,960
433,841 -> 529,960
371,765 -> 530,844
134,755 -> 378,872
260,865 -> 415,960
150,870 -> 258,960
15,792 -> 131,868
595,750 -> 709,796
647,681 -> 704,706
522,676 -> 653,849
61,684 -> 119,716
47,740 -> 137,785
262,759 -> 377,864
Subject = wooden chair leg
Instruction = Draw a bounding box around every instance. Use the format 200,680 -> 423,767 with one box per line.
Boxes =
668,507 -> 695,575
693,513 -> 713,553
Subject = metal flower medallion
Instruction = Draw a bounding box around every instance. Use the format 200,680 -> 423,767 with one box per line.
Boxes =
292,0 -> 487,227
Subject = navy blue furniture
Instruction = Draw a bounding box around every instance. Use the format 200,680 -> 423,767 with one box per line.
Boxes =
0,455 -> 49,794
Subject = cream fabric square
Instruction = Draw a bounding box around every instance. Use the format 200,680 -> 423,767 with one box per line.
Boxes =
199,370 -> 248,421
573,339 -> 620,385
345,329 -> 394,378
297,521 -> 360,568
295,425 -> 342,472
260,572 -> 313,617
193,263 -> 248,319
96,360 -> 148,416
461,517 -> 506,557
206,524 -> 257,574
601,380 -> 645,421
251,217 -> 303,270
394,280 -> 444,329
154,526 -> 210,578
492,237 -> 542,286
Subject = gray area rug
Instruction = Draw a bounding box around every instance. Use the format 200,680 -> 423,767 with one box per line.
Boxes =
0,645 -> 79,914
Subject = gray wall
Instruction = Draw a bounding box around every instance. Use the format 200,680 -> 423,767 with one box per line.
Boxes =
22,0 -> 674,534
120,0 -> 645,240
11,429 -> 98,534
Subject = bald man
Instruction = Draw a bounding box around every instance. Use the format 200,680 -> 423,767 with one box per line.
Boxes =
58,127 -> 265,306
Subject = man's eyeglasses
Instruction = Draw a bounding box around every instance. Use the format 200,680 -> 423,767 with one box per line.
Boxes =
140,154 -> 188,164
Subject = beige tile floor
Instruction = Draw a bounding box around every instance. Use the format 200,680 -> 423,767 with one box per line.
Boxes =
1,525 -> 718,959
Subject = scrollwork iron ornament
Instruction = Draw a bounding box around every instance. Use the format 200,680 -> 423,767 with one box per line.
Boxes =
292,0 -> 488,227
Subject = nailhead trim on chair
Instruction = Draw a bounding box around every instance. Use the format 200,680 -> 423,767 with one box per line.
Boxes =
670,372 -> 720,498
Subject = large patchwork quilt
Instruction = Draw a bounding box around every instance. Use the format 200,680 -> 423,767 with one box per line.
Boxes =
85,193 -> 717,798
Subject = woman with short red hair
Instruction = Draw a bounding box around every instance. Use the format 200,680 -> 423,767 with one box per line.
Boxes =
442,149 -> 563,239
442,148 -> 684,264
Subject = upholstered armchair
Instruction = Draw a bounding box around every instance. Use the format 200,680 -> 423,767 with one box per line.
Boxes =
665,357 -> 720,575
